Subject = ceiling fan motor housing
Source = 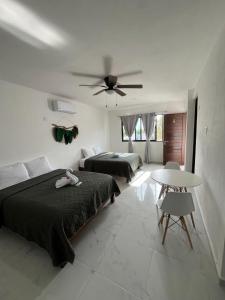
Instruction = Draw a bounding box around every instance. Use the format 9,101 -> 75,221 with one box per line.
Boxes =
104,75 -> 117,89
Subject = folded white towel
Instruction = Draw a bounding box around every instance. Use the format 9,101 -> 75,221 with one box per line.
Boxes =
66,169 -> 79,185
55,177 -> 71,189
55,170 -> 81,189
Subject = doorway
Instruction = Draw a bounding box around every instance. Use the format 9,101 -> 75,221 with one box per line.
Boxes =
163,113 -> 187,165
192,97 -> 198,173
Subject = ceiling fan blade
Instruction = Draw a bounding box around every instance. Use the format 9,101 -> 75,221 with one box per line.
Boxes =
116,70 -> 142,78
79,84 -> 105,87
88,78 -> 105,88
103,55 -> 113,75
93,89 -> 106,96
71,72 -> 103,79
114,88 -> 126,96
117,84 -> 143,89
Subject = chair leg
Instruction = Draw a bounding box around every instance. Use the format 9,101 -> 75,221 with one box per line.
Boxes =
179,216 -> 185,229
181,216 -> 193,249
158,212 -> 165,226
162,214 -> 170,245
190,212 -> 196,229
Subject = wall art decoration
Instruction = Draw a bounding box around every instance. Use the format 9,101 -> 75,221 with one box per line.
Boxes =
52,124 -> 79,145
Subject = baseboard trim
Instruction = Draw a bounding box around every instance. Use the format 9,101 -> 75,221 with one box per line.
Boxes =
193,189 -> 225,283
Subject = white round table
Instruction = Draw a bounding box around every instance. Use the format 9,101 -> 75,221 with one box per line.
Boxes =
151,169 -> 202,188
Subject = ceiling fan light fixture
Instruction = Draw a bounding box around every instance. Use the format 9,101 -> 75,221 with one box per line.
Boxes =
105,89 -> 114,95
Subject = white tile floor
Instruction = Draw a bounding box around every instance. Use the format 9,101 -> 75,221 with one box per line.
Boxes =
0,164 -> 224,300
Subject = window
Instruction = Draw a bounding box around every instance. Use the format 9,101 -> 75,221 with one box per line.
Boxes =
122,115 -> 163,142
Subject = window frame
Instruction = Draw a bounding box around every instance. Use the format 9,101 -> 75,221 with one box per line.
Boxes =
121,115 -> 162,142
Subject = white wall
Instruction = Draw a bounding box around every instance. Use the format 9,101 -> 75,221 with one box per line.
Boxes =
0,80 -> 109,170
194,25 -> 225,280
108,101 -> 186,163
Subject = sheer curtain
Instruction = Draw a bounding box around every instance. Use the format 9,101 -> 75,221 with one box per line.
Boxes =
120,115 -> 139,153
142,113 -> 155,163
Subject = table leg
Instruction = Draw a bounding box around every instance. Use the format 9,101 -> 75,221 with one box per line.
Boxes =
158,184 -> 165,199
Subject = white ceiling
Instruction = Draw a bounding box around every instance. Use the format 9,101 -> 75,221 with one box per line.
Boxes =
0,0 -> 225,109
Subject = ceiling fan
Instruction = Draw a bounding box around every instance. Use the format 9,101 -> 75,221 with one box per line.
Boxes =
71,56 -> 143,96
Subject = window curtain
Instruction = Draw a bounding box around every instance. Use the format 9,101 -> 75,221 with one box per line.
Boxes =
121,115 -> 139,153
142,113 -> 155,163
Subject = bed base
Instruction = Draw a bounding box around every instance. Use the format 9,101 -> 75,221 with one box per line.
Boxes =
69,193 -> 115,243
52,194 -> 115,268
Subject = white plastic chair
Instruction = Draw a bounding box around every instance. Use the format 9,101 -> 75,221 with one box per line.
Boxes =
159,192 -> 195,249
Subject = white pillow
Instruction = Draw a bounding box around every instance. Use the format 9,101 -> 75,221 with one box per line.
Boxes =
93,146 -> 102,155
25,156 -> 52,178
81,148 -> 95,158
0,162 -> 30,190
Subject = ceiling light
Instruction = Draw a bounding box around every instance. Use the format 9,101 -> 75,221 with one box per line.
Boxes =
105,89 -> 114,95
0,0 -> 67,48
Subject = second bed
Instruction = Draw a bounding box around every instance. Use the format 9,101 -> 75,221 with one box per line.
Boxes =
79,152 -> 143,182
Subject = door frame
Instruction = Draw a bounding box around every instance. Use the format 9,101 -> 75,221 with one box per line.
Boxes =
192,97 -> 198,173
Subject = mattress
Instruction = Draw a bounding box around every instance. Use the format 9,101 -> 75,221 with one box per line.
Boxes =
79,158 -> 87,168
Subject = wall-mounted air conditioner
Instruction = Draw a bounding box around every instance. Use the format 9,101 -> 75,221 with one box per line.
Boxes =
52,100 -> 76,114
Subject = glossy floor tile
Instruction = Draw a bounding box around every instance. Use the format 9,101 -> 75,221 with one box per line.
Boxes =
36,261 -> 92,300
0,164 -> 224,300
78,272 -> 142,300
98,233 -> 153,300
